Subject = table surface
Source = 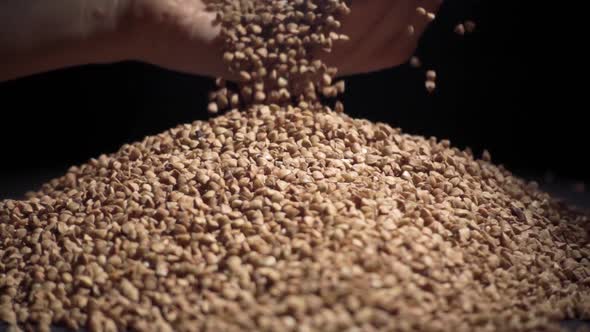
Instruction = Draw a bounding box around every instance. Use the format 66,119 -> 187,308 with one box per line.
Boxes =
1,170 -> 589,331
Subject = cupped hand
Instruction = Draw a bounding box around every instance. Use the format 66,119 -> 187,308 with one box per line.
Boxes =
127,0 -> 442,79
328,0 -> 442,76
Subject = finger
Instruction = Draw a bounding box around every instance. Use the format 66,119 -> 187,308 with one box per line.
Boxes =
339,0 -> 384,42
348,0 -> 425,75
351,1 -> 410,66
372,0 -> 443,69
326,0 -> 391,74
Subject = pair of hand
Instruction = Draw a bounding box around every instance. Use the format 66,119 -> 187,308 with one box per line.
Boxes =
0,0 -> 441,82
131,0 -> 442,79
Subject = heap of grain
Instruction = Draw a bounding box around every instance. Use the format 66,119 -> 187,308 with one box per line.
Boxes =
1,1 -> 589,331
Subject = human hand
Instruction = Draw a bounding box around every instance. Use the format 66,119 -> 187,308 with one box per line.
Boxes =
328,0 -> 442,76
127,0 -> 227,78
127,0 -> 442,79
0,0 -> 441,82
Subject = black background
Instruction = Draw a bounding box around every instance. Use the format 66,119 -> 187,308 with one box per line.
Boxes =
0,0 -> 586,201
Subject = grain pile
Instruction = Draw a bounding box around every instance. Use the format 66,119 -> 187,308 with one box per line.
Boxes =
1,1 -> 590,332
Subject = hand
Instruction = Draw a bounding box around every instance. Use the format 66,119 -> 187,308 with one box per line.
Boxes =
128,0 -> 442,79
127,0 -> 228,78
328,0 -> 442,76
0,0 -> 442,82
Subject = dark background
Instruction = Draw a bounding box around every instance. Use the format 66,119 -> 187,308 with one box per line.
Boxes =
0,0 -> 587,206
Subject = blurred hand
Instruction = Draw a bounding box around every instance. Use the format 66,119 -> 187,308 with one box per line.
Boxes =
330,0 -> 442,76
127,0 -> 226,77
0,0 -> 441,82
128,0 -> 442,78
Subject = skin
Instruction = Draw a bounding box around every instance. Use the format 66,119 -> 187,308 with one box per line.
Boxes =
0,0 -> 442,82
